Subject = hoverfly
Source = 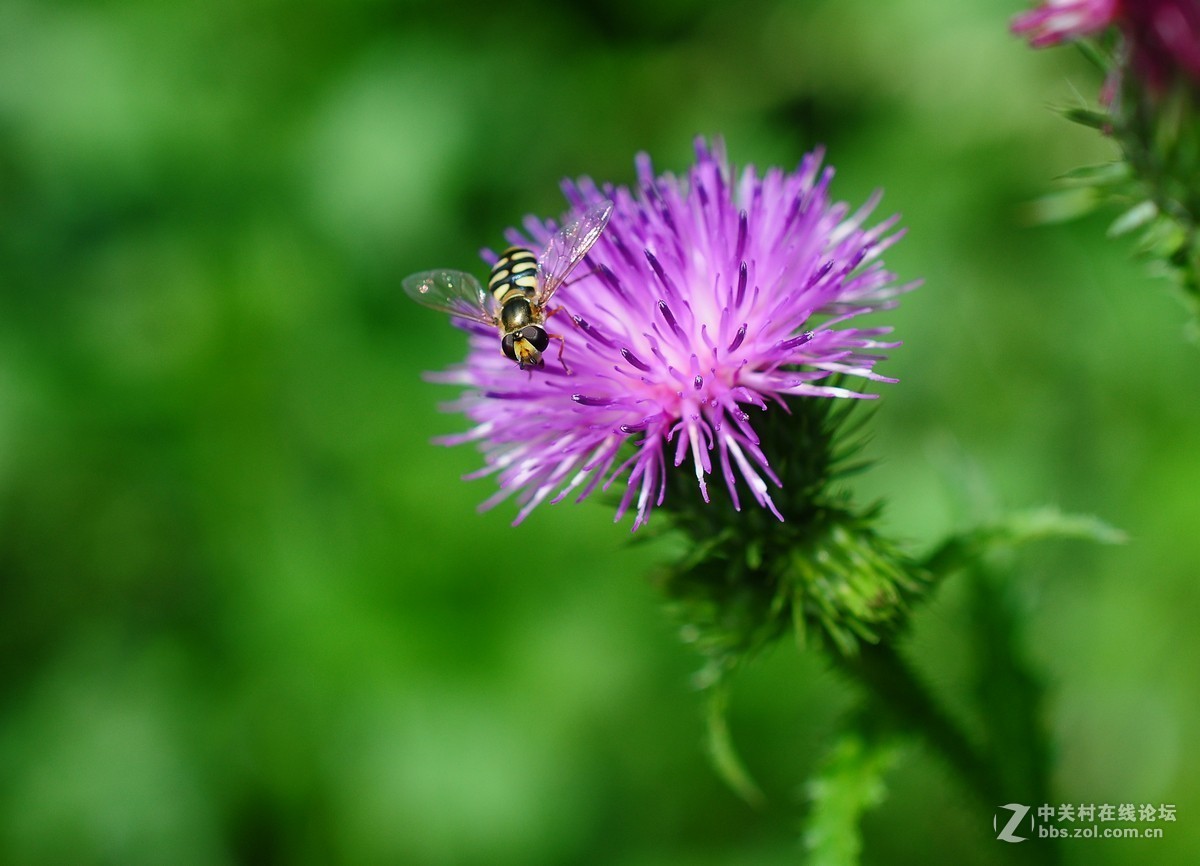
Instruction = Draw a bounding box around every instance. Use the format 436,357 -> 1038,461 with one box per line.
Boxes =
403,200 -> 613,372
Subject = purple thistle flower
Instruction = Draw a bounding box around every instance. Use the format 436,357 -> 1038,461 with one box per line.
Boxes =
433,138 -> 916,530
1013,1 -> 1200,91
1124,0 -> 1200,91
1011,0 -> 1118,47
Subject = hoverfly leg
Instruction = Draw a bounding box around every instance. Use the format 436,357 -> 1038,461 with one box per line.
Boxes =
545,305 -> 583,332
548,332 -> 573,376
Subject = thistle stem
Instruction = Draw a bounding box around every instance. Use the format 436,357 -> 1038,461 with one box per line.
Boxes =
834,640 -> 1060,865
834,641 -> 1001,805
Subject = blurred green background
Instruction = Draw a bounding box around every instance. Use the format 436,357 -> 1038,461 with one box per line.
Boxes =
2,0 -> 1198,863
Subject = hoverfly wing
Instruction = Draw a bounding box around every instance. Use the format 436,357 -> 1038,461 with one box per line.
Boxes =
402,269 -> 498,325
535,199 -> 613,306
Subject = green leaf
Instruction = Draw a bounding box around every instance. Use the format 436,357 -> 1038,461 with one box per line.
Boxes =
1008,506 -> 1127,544
1022,187 -> 1101,225
1055,161 -> 1130,188
1108,200 -> 1158,237
803,732 -> 901,866
1060,106 -> 1110,130
1133,212 -> 1186,256
966,567 -> 1052,805
703,677 -> 765,807
1074,37 -> 1115,73
922,506 -> 1125,579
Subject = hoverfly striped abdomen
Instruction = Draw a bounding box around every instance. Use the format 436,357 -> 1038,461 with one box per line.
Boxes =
488,247 -> 539,305
490,246 -> 541,343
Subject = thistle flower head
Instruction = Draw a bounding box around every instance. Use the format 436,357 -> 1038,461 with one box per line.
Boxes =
1013,0 -> 1200,91
435,138 -> 915,530
1011,0 -> 1118,46
1123,0 -> 1200,91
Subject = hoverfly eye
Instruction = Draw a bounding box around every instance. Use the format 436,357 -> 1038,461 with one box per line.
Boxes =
501,334 -> 518,361
523,326 -> 549,352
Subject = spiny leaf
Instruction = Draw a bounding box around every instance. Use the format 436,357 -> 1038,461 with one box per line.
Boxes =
704,677 -> 765,807
1022,187 -> 1101,225
803,732 -> 901,866
1060,106 -> 1110,130
1108,200 -> 1158,237
965,567 -> 1052,805
1055,161 -> 1130,188
1073,37 -> 1114,74
922,506 -> 1125,579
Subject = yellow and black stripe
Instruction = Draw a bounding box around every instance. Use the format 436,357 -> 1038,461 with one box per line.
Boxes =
488,247 -> 539,305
